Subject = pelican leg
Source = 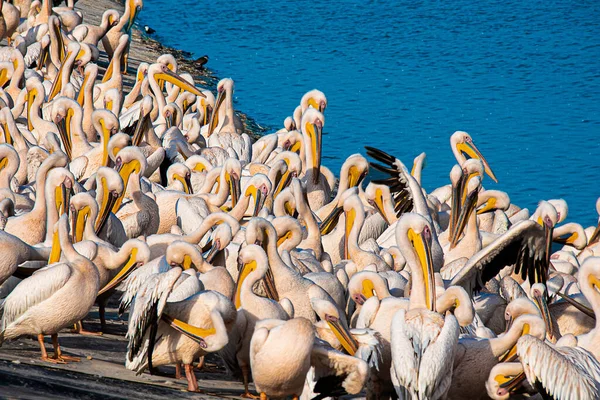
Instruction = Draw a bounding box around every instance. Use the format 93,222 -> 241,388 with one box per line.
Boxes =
38,334 -> 65,364
195,355 -> 205,370
51,334 -> 80,362
122,51 -> 129,75
260,393 -> 267,400
99,301 -> 107,332
175,363 -> 183,380
240,365 -> 259,399
71,320 -> 103,336
184,363 -> 202,392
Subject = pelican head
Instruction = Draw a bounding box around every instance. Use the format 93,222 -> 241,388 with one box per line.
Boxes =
348,270 -> 389,305
69,192 -> 99,243
476,190 -> 510,214
167,163 -> 192,194
396,213 -> 436,311
301,108 -> 324,184
185,155 -> 213,174
112,146 -> 146,211
271,151 -> 302,198
365,183 -> 394,225
499,314 -> 546,363
486,362 -> 526,400
125,0 -> 143,32
548,199 -> 568,223
95,167 -> 124,233
272,216 -> 303,250
234,244 -> 272,308
98,239 -> 151,295
320,187 -> 358,235
47,167 -> 75,219
163,103 -> 181,129
530,283 -> 553,339
131,95 -> 154,146
166,241 -> 202,271
203,223 -> 232,263
148,63 -> 205,99
311,298 -> 358,355
207,78 -> 234,136
103,9 -> 120,29
341,154 -> 369,190
450,131 -> 497,183
243,173 -> 271,217
301,89 -> 327,113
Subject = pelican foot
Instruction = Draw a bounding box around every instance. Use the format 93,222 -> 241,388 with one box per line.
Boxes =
241,392 -> 260,399
41,356 -> 66,364
55,354 -> 81,362
71,321 -> 103,336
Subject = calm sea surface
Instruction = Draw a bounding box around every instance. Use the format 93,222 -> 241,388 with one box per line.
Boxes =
139,0 -> 600,225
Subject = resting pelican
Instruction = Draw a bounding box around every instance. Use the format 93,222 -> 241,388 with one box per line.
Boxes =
0,215 -> 99,363
448,314 -> 545,399
125,268 -> 237,392
102,0 -> 142,70
221,244 -> 291,397
391,213 -> 460,400
206,78 -> 251,164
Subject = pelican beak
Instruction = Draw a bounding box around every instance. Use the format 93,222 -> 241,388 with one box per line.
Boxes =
208,89 -> 226,137
48,52 -> 71,101
456,139 -> 498,183
348,166 -> 366,189
308,98 -> 326,113
553,231 -> 579,246
76,71 -> 90,107
48,224 -> 61,264
555,291 -> 596,320
227,172 -> 240,207
476,197 -> 497,214
113,159 -> 141,212
161,314 -> 214,349
325,315 -> 358,355
408,227 -> 436,311
500,323 -> 530,362
155,69 -> 205,99
362,279 -> 376,300
246,185 -> 265,217
174,173 -> 192,194
53,19 -> 66,63
495,371 -> 526,395
203,239 -> 220,263
284,200 -> 298,219
587,220 -> 600,246
37,43 -> 49,71
71,205 -> 90,243
320,205 -> 343,235
98,249 -> 140,295
55,114 -> 72,160
543,220 -> 554,280
2,121 -> 11,146
263,266 -> 279,302
26,88 -> 37,131
306,122 -> 322,184
165,111 -> 173,129
532,288 -> 554,339
0,67 -> 8,87
234,259 -> 256,308
132,109 -> 151,147
181,254 -> 193,270
344,207 -> 356,260
54,180 -> 71,216
370,189 -> 390,225
273,166 -> 292,199
450,186 -> 478,249
449,170 -> 466,236
96,185 -> 118,233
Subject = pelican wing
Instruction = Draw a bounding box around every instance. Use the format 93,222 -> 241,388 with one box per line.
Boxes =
517,335 -> 600,400
352,328 -> 384,372
119,106 -> 141,133
167,270 -> 203,302
365,146 -> 414,218
119,258 -> 169,314
450,220 -> 548,295
1,264 -> 72,332
311,342 -> 369,396
126,267 -> 182,362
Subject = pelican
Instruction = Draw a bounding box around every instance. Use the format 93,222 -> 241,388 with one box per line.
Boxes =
300,108 -> 330,209
125,267 -> 237,392
0,215 -> 99,363
450,130 -> 498,183
102,0 -> 142,71
391,213 -> 460,399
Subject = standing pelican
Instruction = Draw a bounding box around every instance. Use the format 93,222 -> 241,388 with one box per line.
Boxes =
0,215 -> 100,363
391,213 -> 460,399
300,108 -> 330,209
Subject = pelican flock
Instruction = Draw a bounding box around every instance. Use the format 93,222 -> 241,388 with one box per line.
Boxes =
0,1 -> 598,399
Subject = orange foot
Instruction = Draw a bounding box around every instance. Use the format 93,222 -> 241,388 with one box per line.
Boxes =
241,392 -> 260,399
56,354 -> 81,362
41,356 -> 66,364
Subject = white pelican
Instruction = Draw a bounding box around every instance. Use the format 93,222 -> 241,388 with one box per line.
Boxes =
0,215 -> 99,363
300,108 -> 330,209
391,213 -> 460,399
450,130 -> 498,183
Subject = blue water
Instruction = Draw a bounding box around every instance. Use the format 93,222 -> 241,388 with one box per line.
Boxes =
140,0 -> 600,225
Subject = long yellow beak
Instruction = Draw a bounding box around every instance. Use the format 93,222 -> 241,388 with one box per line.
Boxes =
95,180 -> 118,233
326,316 -> 358,355
306,122 -> 322,184
207,90 -> 226,137
234,260 -> 255,308
532,289 -> 554,339
320,206 -> 343,235
456,140 -> 498,183
344,207 -> 356,260
450,187 -> 478,249
499,323 -> 530,362
97,249 -> 140,295
113,159 -> 142,212
408,227 -> 435,311
161,314 -> 215,348
155,69 -> 205,99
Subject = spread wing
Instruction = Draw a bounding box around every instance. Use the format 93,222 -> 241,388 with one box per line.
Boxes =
1,263 -> 72,332
450,220 -> 548,295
